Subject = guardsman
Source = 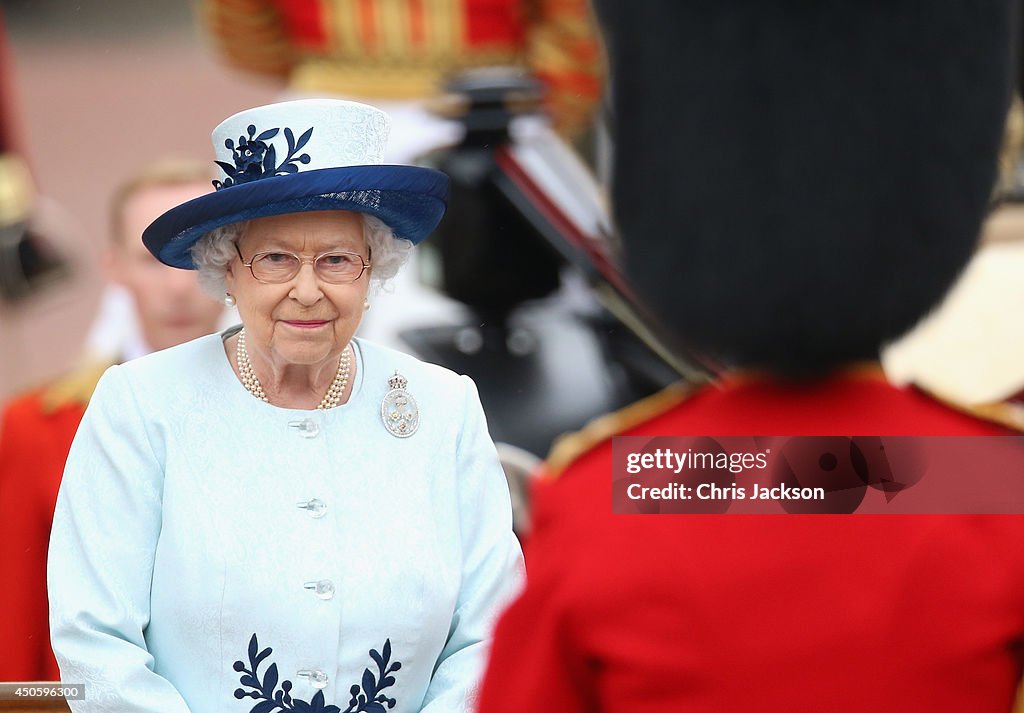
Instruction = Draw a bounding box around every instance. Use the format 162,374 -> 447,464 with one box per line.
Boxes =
200,0 -> 603,153
478,2 -> 1024,711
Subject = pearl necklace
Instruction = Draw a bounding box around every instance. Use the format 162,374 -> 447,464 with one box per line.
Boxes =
235,328 -> 351,409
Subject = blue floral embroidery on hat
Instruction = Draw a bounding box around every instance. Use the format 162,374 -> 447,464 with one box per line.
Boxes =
233,633 -> 402,713
214,125 -> 314,190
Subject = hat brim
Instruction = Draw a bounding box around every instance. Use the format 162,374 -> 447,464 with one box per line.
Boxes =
142,165 -> 449,269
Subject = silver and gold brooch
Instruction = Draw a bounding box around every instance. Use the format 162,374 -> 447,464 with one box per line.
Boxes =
381,371 -> 419,438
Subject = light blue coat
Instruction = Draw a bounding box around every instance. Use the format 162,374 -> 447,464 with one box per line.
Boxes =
48,334 -> 523,713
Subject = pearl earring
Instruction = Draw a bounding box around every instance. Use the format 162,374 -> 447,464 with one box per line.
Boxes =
225,293 -> 236,307
363,299 -> 370,311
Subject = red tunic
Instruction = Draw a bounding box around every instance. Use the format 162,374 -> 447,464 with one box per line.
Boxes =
478,372 -> 1024,712
0,362 -> 108,681
201,0 -> 603,136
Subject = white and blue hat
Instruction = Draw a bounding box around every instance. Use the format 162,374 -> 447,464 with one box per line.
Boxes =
143,99 -> 449,269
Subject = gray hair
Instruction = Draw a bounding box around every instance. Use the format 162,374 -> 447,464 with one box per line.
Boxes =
191,212 -> 412,298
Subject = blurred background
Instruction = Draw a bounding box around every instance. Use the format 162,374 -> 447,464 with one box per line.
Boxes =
0,0 -> 275,398
1,0 -> 1020,424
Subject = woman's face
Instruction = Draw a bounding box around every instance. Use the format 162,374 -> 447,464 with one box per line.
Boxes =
225,210 -> 371,368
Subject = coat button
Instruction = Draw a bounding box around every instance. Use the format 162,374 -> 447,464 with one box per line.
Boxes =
296,499 -> 327,518
304,579 -> 336,600
288,418 -> 320,438
296,670 -> 329,689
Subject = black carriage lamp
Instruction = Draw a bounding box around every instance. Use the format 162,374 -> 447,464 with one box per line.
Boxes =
422,68 -> 564,324
0,154 -> 69,302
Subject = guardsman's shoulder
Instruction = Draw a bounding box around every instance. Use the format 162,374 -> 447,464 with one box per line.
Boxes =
37,357 -> 118,414
920,387 -> 1024,433
543,381 -> 694,481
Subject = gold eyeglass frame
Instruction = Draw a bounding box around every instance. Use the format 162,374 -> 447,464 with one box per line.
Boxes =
235,243 -> 372,284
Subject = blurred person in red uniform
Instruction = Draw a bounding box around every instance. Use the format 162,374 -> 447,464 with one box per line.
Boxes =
478,1 -> 1024,711
200,0 -> 602,158
0,160 -> 225,681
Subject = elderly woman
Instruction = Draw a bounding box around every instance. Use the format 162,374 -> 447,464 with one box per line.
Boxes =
46,99 -> 523,713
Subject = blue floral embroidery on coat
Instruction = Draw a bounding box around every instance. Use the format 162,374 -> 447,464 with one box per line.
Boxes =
213,125 -> 313,189
234,633 -> 402,713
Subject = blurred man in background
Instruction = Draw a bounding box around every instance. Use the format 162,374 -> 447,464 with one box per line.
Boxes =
0,159 -> 224,680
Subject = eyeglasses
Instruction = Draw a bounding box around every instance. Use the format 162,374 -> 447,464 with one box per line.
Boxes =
235,244 -> 371,284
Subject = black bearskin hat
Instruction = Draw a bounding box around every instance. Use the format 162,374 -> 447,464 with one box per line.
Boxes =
595,0 -> 1014,376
